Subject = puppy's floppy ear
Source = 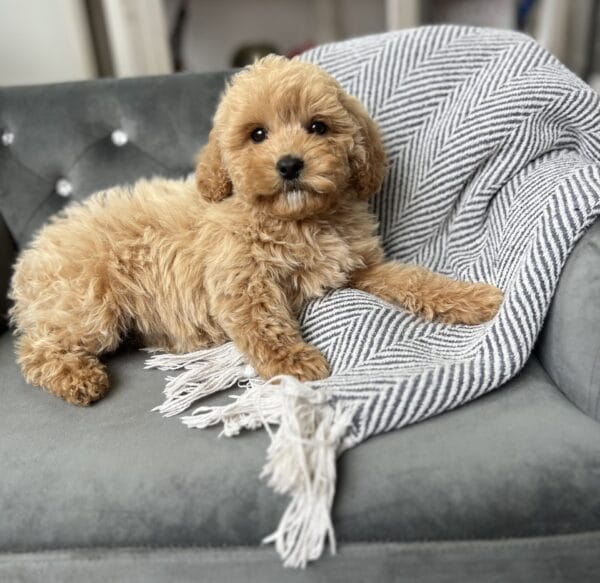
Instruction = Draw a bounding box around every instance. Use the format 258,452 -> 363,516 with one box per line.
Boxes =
195,129 -> 232,202
341,93 -> 387,199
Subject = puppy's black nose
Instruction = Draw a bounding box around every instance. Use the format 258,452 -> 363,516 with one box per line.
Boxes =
277,155 -> 304,180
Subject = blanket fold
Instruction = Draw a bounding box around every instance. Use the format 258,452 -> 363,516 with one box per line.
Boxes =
146,26 -> 600,567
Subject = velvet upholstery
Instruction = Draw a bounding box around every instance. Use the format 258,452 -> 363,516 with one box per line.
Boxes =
2,535 -> 600,583
1,68 -> 600,580
0,71 -> 230,246
1,332 -> 599,554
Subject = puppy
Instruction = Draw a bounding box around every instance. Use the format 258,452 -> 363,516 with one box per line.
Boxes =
9,56 -> 503,406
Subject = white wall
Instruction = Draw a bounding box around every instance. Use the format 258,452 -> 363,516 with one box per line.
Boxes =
0,0 -> 96,86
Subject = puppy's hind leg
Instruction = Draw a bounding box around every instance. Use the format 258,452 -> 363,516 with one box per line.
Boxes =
16,334 -> 111,406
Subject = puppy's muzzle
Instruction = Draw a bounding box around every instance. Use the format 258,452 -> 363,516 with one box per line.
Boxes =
277,155 -> 304,181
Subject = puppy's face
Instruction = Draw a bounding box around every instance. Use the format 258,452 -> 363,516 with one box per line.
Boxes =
196,56 -> 386,219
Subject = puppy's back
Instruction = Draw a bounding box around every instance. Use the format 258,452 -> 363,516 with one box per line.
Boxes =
9,177 -> 200,333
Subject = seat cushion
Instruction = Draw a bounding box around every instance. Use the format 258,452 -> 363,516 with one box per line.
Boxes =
1,332 -> 599,552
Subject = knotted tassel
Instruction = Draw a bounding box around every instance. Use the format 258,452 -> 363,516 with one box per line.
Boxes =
145,343 -> 255,417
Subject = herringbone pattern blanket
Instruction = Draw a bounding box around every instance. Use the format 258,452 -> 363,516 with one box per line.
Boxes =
146,26 -> 600,567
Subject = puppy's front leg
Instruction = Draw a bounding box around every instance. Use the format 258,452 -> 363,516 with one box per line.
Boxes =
350,261 -> 503,325
212,276 -> 329,381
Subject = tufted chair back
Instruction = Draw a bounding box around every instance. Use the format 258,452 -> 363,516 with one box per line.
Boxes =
0,71 -> 231,248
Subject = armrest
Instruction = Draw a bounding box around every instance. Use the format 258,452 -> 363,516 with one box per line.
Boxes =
0,213 -> 16,332
535,219 -> 600,421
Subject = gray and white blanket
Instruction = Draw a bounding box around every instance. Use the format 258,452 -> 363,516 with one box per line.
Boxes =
146,26 -> 600,567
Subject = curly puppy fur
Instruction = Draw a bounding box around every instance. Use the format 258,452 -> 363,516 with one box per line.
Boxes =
9,56 -> 503,406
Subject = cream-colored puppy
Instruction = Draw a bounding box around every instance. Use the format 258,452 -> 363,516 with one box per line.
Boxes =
9,56 -> 503,405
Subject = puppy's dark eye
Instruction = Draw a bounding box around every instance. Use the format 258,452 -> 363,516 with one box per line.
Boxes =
307,121 -> 328,135
250,128 -> 267,143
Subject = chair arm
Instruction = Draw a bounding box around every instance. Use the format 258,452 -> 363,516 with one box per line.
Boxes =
535,219 -> 600,421
0,213 -> 16,332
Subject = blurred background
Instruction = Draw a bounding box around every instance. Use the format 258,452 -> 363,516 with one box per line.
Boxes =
0,0 -> 599,91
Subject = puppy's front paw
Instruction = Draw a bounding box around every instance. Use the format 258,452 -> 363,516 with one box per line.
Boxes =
257,343 -> 330,381
438,282 -> 504,325
473,283 -> 504,323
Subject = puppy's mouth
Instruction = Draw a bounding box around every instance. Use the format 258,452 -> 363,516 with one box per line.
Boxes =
283,189 -> 309,209
280,179 -> 312,204
282,178 -> 306,193
259,179 -> 331,218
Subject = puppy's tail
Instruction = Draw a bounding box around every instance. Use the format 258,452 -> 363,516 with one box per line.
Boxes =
16,334 -> 109,406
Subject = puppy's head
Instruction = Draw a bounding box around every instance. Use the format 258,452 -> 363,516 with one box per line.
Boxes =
196,55 -> 386,219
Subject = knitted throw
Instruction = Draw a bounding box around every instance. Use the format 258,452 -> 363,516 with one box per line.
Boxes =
146,26 -> 600,567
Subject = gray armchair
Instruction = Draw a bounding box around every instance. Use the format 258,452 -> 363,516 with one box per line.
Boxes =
1,57 -> 599,583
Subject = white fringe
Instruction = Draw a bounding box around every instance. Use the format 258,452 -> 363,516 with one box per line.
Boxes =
182,375 -> 353,567
145,343 -> 255,417
148,345 -> 353,568
260,378 -> 353,569
181,377 -> 284,435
